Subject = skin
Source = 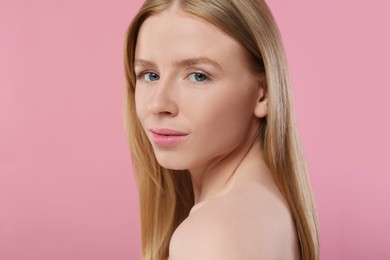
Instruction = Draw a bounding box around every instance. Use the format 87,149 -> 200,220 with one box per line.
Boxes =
134,5 -> 300,260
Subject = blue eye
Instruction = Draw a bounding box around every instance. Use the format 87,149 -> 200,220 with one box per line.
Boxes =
188,72 -> 208,82
143,72 -> 160,82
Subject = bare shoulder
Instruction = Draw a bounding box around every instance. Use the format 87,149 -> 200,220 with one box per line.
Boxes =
169,182 -> 301,260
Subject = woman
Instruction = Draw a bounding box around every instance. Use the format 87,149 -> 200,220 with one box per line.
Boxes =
124,0 -> 319,259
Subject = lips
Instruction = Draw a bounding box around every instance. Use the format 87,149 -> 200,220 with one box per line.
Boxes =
149,128 -> 189,147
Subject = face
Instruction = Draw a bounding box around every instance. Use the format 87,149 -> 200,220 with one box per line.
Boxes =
134,8 -> 264,170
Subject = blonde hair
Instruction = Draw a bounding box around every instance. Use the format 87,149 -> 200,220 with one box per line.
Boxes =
124,0 -> 320,259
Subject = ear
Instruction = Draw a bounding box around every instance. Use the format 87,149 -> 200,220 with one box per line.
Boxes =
254,78 -> 268,118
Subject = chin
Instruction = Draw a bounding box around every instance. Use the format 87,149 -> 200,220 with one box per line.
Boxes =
157,161 -> 188,171
155,155 -> 189,171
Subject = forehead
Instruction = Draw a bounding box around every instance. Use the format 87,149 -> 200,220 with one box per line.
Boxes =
134,9 -> 248,66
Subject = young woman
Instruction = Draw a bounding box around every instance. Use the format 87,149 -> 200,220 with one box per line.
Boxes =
124,0 -> 319,259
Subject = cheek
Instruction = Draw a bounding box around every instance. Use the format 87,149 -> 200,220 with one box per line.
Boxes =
193,91 -> 255,142
134,88 -> 146,122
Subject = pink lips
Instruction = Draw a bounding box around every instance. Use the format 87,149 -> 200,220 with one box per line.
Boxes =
150,128 -> 188,147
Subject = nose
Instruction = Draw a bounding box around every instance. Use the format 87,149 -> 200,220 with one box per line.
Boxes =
146,80 -> 179,117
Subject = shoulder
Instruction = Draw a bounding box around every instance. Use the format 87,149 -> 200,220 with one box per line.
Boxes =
169,183 -> 300,260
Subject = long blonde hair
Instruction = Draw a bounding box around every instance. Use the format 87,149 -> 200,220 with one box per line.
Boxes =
124,0 -> 319,259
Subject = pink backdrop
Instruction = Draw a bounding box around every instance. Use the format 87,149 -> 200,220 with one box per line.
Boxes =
1,0 -> 389,259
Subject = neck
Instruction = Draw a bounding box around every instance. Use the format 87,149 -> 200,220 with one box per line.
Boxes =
188,129 -> 263,205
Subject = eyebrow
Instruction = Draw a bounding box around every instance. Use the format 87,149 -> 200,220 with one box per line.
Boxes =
134,57 -> 222,70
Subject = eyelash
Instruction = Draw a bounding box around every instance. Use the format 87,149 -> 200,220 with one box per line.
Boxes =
135,70 -> 212,83
135,70 -> 155,80
188,71 -> 211,83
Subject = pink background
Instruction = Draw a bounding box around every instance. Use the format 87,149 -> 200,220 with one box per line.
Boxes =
1,0 -> 389,259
